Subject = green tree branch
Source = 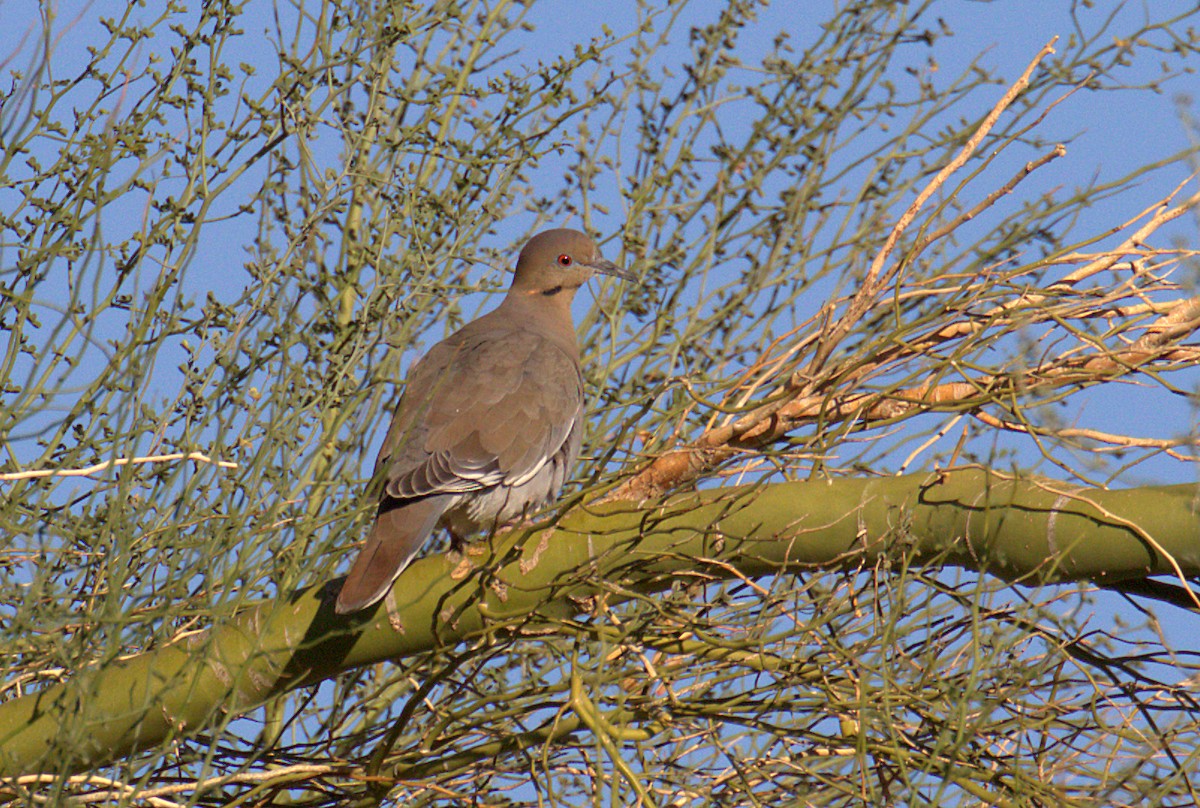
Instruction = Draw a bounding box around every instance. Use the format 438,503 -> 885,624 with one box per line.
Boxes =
2,467 -> 1195,777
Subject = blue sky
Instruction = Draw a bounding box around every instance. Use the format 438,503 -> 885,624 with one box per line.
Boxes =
4,2 -> 1196,458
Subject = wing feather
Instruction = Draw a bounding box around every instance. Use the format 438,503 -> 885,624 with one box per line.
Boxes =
378,322 -> 582,503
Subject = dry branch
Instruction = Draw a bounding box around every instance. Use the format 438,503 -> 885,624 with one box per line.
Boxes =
0,452 -> 238,482
608,165 -> 1200,503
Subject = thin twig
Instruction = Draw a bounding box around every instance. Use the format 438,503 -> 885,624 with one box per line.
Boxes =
0,452 -> 238,481
3,764 -> 349,806
808,37 -> 1059,372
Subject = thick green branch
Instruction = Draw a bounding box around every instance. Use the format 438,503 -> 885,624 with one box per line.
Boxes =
1,468 -> 1197,777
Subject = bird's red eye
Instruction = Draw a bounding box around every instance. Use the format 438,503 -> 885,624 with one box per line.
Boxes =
557,254 -> 573,266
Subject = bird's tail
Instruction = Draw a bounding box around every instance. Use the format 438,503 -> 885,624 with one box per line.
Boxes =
335,496 -> 449,614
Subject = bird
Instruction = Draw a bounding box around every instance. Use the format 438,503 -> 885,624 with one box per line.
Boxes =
335,228 -> 632,614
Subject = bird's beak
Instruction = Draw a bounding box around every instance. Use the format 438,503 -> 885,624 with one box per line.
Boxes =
587,257 -> 636,282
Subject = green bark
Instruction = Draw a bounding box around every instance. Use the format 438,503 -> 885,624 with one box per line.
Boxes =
1,467 -> 1196,776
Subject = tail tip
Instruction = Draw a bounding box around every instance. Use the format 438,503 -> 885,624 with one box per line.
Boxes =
333,585 -> 382,615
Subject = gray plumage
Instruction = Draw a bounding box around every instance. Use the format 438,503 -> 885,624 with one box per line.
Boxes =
335,228 -> 630,614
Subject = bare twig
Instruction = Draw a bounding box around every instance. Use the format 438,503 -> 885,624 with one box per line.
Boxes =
3,764 -> 351,806
807,37 -> 1060,373
0,452 -> 238,481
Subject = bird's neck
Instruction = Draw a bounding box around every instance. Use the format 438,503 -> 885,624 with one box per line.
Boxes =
497,289 -> 580,354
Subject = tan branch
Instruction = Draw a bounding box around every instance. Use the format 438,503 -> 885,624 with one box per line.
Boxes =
915,143 -> 1068,255
808,38 -> 1059,372
866,38 -> 1059,292
608,295 -> 1200,502
975,412 -> 1198,453
0,452 -> 238,482
1051,177 -> 1200,289
4,764 -> 349,806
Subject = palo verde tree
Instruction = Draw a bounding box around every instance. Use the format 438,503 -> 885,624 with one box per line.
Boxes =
2,1 -> 1200,805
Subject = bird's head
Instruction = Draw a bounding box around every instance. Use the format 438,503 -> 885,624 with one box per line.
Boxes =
509,228 -> 632,298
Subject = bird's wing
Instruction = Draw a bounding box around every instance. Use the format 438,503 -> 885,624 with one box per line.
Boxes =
378,326 -> 583,501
